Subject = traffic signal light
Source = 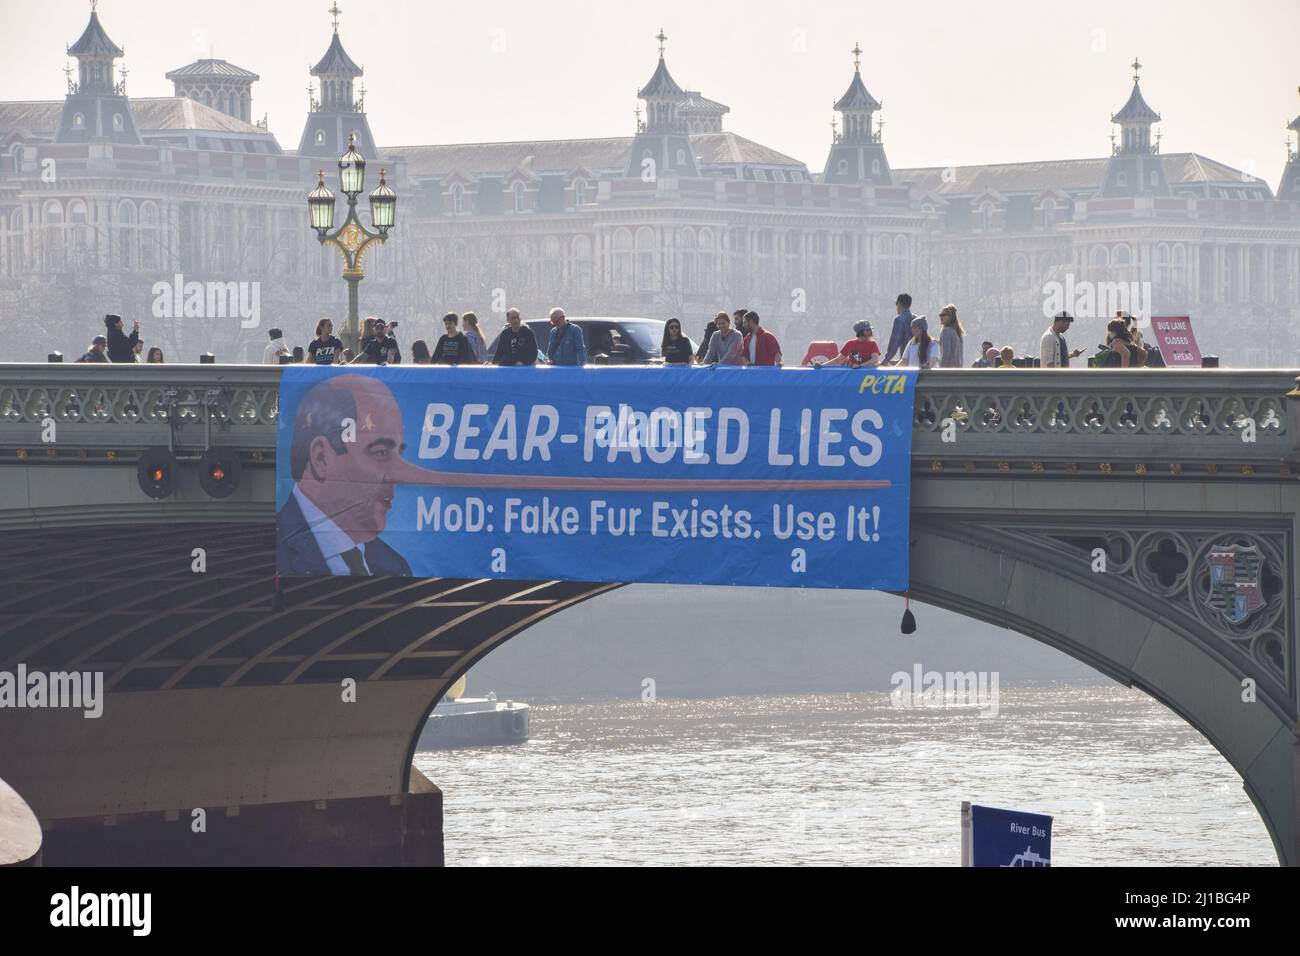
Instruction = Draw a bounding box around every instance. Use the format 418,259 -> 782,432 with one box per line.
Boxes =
137,446 -> 178,499
198,447 -> 242,499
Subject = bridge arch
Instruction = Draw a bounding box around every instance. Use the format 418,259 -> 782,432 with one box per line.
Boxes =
404,517 -> 1297,866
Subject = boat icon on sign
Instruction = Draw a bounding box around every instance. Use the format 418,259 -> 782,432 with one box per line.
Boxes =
1003,845 -> 1050,867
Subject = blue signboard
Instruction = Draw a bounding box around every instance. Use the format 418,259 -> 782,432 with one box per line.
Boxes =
275,364 -> 916,590
963,802 -> 1053,867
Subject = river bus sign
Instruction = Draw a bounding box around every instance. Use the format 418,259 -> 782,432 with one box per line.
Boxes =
961,802 -> 1052,867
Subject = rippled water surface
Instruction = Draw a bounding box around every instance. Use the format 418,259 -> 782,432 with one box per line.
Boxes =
414,683 -> 1275,866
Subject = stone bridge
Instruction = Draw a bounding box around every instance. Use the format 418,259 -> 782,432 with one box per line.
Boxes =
0,364 -> 1295,865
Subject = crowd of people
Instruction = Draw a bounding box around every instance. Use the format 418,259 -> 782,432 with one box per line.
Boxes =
72,294 -> 1162,370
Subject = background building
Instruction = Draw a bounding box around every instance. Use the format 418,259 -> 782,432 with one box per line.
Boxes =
0,8 -> 1297,364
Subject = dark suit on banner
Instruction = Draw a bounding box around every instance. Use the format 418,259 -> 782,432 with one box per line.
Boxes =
277,491 -> 411,576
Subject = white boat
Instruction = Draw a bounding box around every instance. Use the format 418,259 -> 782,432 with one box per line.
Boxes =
417,682 -> 529,750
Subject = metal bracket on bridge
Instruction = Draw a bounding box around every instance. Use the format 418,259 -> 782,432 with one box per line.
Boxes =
162,386 -> 231,458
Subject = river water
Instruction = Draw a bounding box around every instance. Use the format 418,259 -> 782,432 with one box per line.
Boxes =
413,682 -> 1275,866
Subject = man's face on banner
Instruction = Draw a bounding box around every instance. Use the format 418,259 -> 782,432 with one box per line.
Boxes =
304,378 -> 407,544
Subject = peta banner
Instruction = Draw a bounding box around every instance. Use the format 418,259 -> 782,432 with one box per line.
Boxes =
275,365 -> 916,590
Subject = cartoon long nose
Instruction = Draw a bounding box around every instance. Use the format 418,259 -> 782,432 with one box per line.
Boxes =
388,457 -> 483,489
385,455 -> 884,493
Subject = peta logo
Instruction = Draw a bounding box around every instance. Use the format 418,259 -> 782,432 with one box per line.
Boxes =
151,273 -> 260,328
50,886 -> 151,936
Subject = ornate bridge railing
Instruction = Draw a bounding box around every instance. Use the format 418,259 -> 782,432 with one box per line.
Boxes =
0,366 -> 1296,477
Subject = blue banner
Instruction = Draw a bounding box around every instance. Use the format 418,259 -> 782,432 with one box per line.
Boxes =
966,804 -> 1053,867
275,365 -> 916,590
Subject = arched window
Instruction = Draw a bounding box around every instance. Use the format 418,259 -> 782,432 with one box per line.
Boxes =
635,226 -> 657,292
1090,246 -> 1109,269
1041,199 -> 1057,229
140,202 -> 160,271
42,200 -> 65,272
837,159 -> 848,175
451,185 -> 464,214
573,178 -> 587,206
72,113 -> 84,129
676,148 -> 687,167
612,228 -> 633,293
316,130 -> 325,145
1117,171 -> 1128,188
117,200 -> 138,271
1112,244 -> 1132,267
980,201 -> 995,231
871,159 -> 881,176
112,113 -> 124,131
698,227 -> 716,289
66,199 -> 90,266
571,235 -> 592,292
513,182 -> 526,213
1011,253 -> 1030,290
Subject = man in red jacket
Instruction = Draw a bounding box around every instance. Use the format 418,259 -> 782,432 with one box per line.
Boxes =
741,311 -> 783,367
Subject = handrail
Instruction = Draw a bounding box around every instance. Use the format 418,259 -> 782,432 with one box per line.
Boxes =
0,365 -> 1295,468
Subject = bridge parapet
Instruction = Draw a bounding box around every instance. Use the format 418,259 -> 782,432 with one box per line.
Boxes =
0,366 -> 1295,475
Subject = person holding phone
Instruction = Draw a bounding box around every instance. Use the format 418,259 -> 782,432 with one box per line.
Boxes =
1040,312 -> 1084,368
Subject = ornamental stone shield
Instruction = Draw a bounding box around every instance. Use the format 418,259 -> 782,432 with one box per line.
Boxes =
1205,544 -> 1266,625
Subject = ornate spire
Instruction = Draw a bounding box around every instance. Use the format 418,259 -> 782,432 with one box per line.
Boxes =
833,43 -> 881,144
1110,58 -> 1160,154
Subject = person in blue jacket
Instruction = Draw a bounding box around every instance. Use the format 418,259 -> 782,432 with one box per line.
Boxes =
545,307 -> 587,366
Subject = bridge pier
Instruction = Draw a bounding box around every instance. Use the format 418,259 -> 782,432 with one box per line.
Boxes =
37,770 -> 442,866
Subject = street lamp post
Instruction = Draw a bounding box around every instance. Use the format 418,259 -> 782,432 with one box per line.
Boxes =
307,134 -> 397,353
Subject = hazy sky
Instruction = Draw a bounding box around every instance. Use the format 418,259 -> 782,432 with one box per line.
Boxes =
4,0 -> 1298,188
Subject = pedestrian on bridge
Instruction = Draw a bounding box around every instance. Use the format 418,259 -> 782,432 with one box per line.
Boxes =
77,335 -> 109,363
104,314 -> 139,363
545,308 -> 587,366
883,293 -> 914,364
740,311 -> 782,366
701,311 -> 743,365
1040,312 -> 1084,368
825,319 -> 881,367
938,305 -> 964,368
263,328 -> 289,365
462,312 -> 488,364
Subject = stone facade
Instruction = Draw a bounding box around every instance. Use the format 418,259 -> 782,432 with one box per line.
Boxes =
0,9 -> 1297,365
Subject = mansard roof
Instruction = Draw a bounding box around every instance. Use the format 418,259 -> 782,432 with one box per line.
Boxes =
0,101 -> 62,140
131,97 -> 267,134
311,31 -> 362,77
896,152 -> 1264,198
0,96 -> 272,143
1112,80 -> 1160,124
166,59 -> 260,82
68,11 -> 123,58
383,131 -> 805,179
639,56 -> 684,98
834,70 -> 881,112
681,91 -> 729,116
